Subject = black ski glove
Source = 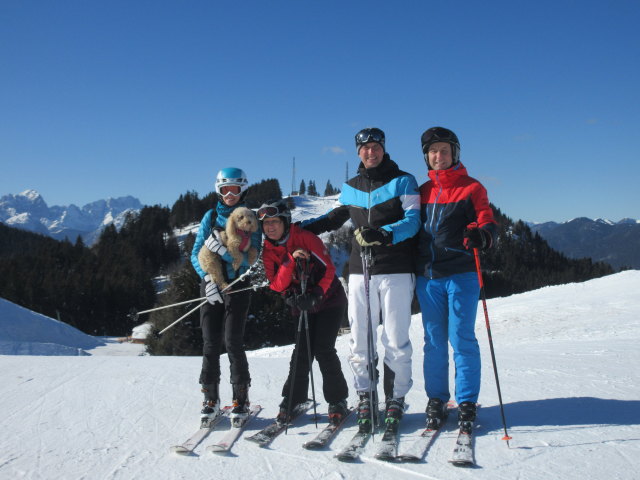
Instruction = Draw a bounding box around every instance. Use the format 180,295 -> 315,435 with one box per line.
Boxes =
286,287 -> 323,311
463,227 -> 492,250
355,227 -> 392,247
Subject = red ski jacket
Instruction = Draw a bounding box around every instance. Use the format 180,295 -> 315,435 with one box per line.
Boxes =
416,163 -> 497,279
262,224 -> 346,313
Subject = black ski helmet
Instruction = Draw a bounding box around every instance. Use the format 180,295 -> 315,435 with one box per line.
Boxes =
420,127 -> 460,169
355,127 -> 385,153
257,198 -> 292,237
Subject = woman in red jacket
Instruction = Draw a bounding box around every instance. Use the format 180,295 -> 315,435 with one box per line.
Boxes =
258,199 -> 349,425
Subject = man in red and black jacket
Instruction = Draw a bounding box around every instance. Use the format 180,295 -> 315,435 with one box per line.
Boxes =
259,199 -> 349,426
415,127 -> 497,433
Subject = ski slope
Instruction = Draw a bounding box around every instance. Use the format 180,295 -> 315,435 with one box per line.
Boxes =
1,271 -> 639,479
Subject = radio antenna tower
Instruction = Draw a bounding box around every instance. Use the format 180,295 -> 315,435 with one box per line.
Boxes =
291,157 -> 296,195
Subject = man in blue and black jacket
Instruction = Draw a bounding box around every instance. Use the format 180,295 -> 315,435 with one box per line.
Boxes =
302,127 -> 420,430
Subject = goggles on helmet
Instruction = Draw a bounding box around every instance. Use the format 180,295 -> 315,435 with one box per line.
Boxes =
257,205 -> 282,220
355,128 -> 385,148
421,127 -> 459,153
219,185 -> 242,197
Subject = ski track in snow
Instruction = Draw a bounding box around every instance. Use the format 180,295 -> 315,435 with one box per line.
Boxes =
1,268 -> 640,479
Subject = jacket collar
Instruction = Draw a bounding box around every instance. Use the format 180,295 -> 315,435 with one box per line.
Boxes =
357,154 -> 400,181
428,162 -> 468,186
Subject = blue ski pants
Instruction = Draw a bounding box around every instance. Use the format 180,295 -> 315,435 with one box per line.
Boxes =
416,272 -> 481,404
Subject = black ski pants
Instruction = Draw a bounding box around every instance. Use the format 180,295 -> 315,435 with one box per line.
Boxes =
199,277 -> 251,387
281,303 -> 349,405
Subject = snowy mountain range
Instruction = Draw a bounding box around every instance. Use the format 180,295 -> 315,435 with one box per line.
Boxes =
1,271 -> 638,479
529,217 -> 640,270
0,189 -> 142,245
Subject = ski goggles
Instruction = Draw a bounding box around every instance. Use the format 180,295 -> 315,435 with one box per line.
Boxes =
257,206 -> 282,220
355,128 -> 385,147
421,127 -> 457,152
219,185 -> 242,196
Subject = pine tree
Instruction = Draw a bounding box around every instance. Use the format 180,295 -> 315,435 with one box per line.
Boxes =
307,180 -> 318,196
299,179 -> 306,195
324,180 -> 335,196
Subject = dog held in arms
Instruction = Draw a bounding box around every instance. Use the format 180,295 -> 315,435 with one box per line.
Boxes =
198,207 -> 259,290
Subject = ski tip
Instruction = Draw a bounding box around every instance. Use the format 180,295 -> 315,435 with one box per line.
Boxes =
335,455 -> 359,463
396,455 -> 420,463
302,442 -> 322,450
449,460 -> 475,468
169,446 -> 191,456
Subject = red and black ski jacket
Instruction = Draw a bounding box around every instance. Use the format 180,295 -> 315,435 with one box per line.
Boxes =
417,162 -> 497,279
262,224 -> 346,314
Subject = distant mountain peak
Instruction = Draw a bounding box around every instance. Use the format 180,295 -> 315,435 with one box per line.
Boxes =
0,190 -> 142,245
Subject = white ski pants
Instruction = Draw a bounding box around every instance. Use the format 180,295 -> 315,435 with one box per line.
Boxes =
347,273 -> 415,399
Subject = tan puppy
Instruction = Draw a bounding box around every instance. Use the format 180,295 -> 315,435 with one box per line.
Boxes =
198,207 -> 259,289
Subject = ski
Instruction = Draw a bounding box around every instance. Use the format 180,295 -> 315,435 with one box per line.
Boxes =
334,429 -> 372,461
206,404 -> 262,454
396,402 -> 455,462
169,406 -> 231,455
335,402 -> 385,461
302,408 -> 354,450
373,421 -> 400,461
245,399 -> 314,447
449,423 -> 475,467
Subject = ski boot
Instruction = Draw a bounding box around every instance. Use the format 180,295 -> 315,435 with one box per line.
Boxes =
457,401 -> 477,434
355,391 -> 378,433
328,399 -> 349,426
200,383 -> 221,428
384,397 -> 404,426
230,383 -> 250,427
426,397 -> 448,430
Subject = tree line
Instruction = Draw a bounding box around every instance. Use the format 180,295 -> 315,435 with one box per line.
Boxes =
298,179 -> 340,196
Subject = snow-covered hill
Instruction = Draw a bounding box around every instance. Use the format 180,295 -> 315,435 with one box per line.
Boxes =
0,189 -> 142,244
1,271 -> 639,479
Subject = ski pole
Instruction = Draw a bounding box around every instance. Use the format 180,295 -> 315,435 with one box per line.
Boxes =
224,280 -> 270,295
157,300 -> 207,336
473,247 -> 512,444
361,247 -> 378,438
285,308 -> 305,434
156,264 -> 257,337
299,260 -> 318,428
128,297 -> 206,321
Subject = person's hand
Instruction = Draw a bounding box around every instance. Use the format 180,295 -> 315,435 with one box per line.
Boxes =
294,289 -> 323,311
204,274 -> 223,304
204,230 -> 228,256
463,227 -> 491,250
355,227 -> 392,247
292,249 -> 310,261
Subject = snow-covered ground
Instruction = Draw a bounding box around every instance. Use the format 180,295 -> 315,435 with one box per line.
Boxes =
1,271 -> 639,479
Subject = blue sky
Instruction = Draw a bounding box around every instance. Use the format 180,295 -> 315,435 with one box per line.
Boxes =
1,0 -> 639,223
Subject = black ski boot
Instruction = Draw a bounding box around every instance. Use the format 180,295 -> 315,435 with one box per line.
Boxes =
426,397 -> 448,430
356,391 -> 378,433
230,383 -> 250,427
457,401 -> 477,433
384,397 -> 405,426
328,399 -> 349,426
200,383 -> 221,428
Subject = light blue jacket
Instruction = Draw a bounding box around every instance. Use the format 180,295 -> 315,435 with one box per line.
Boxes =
190,203 -> 262,280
